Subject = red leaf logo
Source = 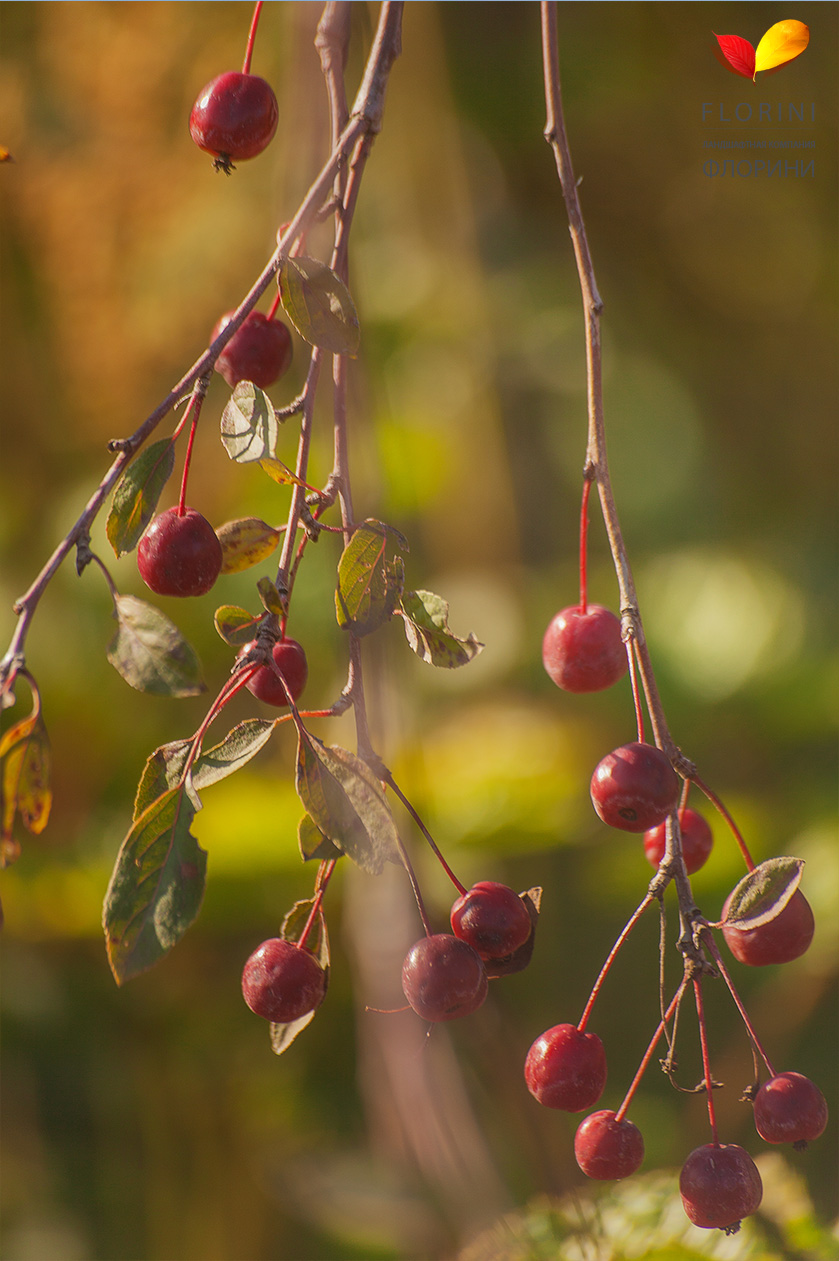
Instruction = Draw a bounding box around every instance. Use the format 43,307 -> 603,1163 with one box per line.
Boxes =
713,33 -> 756,79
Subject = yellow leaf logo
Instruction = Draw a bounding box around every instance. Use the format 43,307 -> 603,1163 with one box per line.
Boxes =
713,20 -> 809,80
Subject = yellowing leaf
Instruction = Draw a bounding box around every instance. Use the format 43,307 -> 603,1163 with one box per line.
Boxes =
259,456 -> 308,488
217,517 -> 281,575
754,20 -> 809,74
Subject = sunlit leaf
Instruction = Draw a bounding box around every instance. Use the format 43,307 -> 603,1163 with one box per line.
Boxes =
295,735 -> 401,875
754,20 -> 809,73
335,519 -> 407,636
278,256 -> 360,356
214,604 -> 263,646
103,787 -> 206,984
106,439 -> 175,557
298,812 -> 343,862
217,517 -> 281,574
258,457 -> 308,488
0,711 -> 51,859
722,857 -> 804,931
712,33 -> 756,79
107,595 -> 205,696
133,719 -> 276,820
256,577 -> 285,616
220,382 -> 278,464
399,589 -> 484,668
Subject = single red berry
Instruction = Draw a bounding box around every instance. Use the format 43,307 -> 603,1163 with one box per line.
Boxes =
211,310 -> 293,389
679,1143 -> 762,1231
574,1110 -> 644,1180
241,937 -> 326,1023
189,72 -> 278,170
590,741 -> 680,833
238,638 -> 308,708
525,1023 -> 607,1112
450,881 -> 533,961
721,888 -> 814,966
753,1072 -> 828,1146
137,506 -> 222,597
542,605 -> 628,693
401,934 -> 488,1022
644,807 -> 714,875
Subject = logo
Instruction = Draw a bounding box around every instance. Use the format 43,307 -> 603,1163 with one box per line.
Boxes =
713,20 -> 809,80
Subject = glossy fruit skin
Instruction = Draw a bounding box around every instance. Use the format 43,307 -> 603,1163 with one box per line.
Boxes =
189,72 -> 278,165
525,1023 -> 607,1112
644,807 -> 714,875
721,888 -> 814,966
241,938 -> 326,1023
450,881 -> 533,960
211,311 -> 293,389
679,1143 -> 762,1231
754,1072 -> 828,1145
238,638 -> 308,708
574,1110 -> 644,1180
542,605 -> 628,693
137,507 -> 222,597
401,934 -> 488,1022
590,741 -> 680,833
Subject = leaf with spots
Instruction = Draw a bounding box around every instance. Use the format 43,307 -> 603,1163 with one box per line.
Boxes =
398,590 -> 484,668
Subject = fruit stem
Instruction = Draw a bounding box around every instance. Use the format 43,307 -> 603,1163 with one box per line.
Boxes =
615,979 -> 687,1123
693,977 -> 720,1144
242,0 -> 263,75
392,830 -> 434,938
690,774 -> 755,871
578,472 -> 592,613
578,894 -> 653,1031
627,640 -> 646,744
266,291 -> 282,321
297,859 -> 337,951
380,767 -> 467,896
699,927 -> 777,1077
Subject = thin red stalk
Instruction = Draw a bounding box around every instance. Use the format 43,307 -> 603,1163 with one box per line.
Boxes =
266,291 -> 282,321
578,894 -> 653,1031
701,928 -> 776,1076
177,414 -> 199,516
242,0 -> 263,75
382,769 -> 466,896
578,474 -> 591,612
691,773 -> 755,871
693,977 -> 719,1143
615,979 -> 687,1123
627,640 -> 646,744
298,859 -> 337,951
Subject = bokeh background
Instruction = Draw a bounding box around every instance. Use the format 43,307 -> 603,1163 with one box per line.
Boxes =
1,3 -> 836,1259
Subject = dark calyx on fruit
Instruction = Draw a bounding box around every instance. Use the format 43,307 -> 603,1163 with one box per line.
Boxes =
401,934 -> 488,1022
189,72 -> 279,171
137,507 -> 222,597
542,604 -> 628,693
212,310 -> 293,389
241,937 -> 326,1024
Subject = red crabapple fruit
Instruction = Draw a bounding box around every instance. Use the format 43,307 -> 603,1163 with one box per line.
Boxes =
211,310 -> 293,389
401,934 -> 488,1022
753,1071 -> 828,1146
137,507 -> 222,597
237,638 -> 308,708
574,1110 -> 644,1180
525,1023 -> 607,1112
721,888 -> 814,966
679,1142 -> 762,1231
542,605 -> 628,693
189,71 -> 278,170
450,881 -> 533,960
241,937 -> 326,1023
590,741 -> 680,833
644,807 -> 714,875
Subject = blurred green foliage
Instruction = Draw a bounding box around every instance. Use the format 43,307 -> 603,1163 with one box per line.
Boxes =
1,3 -> 836,1259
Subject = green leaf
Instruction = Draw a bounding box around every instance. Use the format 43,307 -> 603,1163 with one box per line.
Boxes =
722,857 -> 804,931
278,256 -> 360,356
298,812 -> 343,862
106,439 -> 175,558
103,787 -> 206,984
0,711 -> 51,863
257,577 -> 285,616
398,589 -> 484,668
220,382 -> 278,464
335,519 -> 406,636
107,595 -> 205,697
133,719 -> 276,820
270,894 -> 331,1056
217,517 -> 281,574
295,735 -> 401,875
214,605 -> 263,647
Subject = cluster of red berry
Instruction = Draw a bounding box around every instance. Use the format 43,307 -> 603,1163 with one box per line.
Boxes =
528,588 -> 825,1230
